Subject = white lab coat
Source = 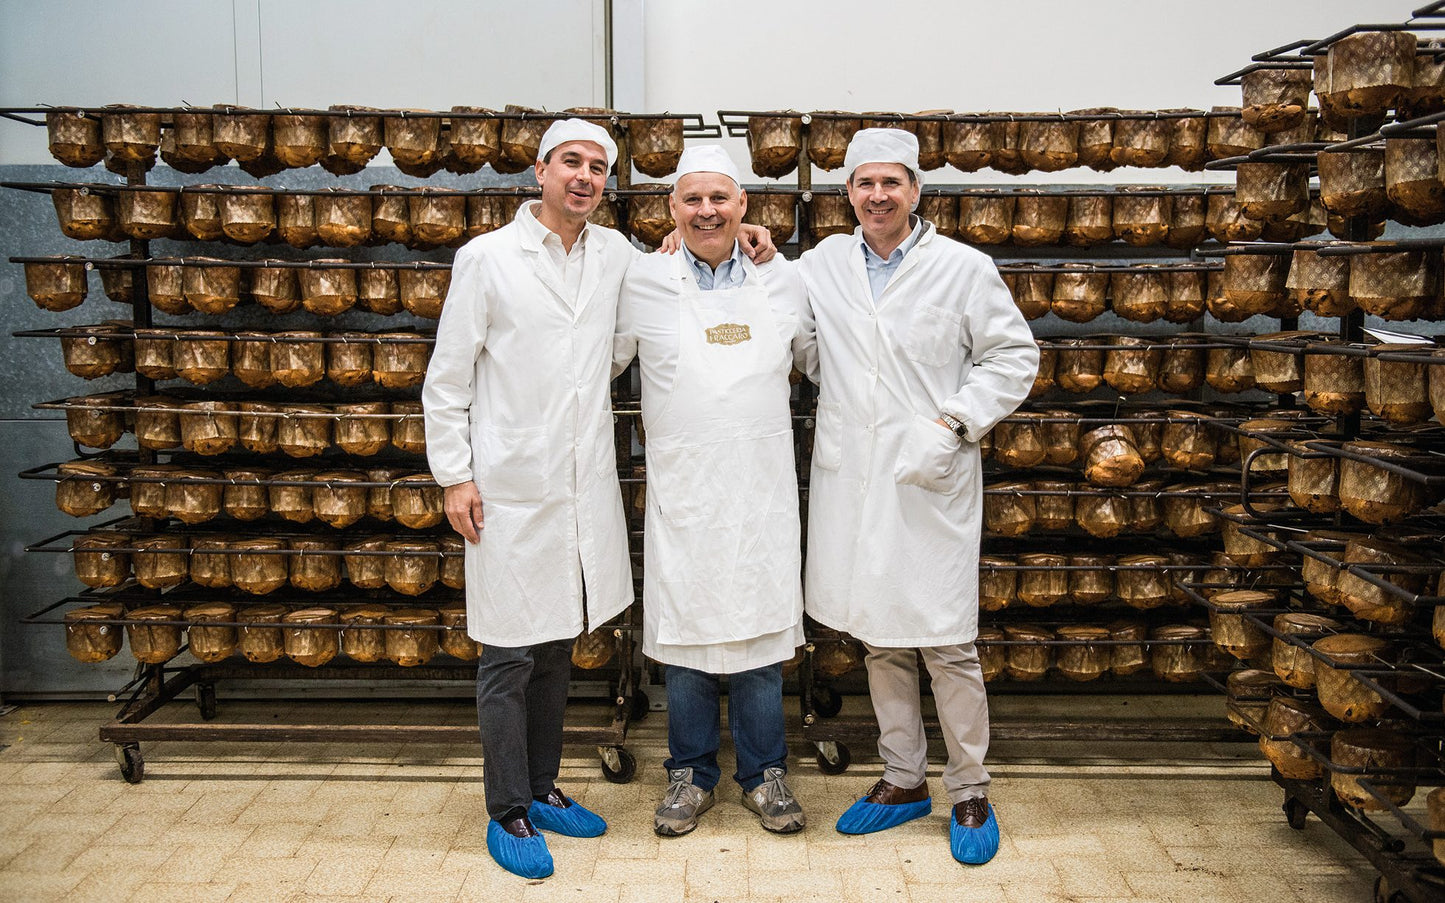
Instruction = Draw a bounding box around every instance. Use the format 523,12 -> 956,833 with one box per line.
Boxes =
798,223 -> 1038,647
422,205 -> 636,646
614,252 -> 808,673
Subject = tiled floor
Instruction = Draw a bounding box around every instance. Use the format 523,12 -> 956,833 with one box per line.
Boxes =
0,692 -> 1379,903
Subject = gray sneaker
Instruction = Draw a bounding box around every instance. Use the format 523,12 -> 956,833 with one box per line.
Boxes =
743,766 -> 806,834
654,767 -> 715,836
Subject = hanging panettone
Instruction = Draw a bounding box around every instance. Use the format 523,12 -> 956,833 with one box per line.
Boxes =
326,332 -> 374,387
571,625 -> 616,670
1102,336 -> 1162,395
1149,625 -> 1206,683
312,470 -> 369,529
1110,266 -> 1168,323
466,192 -> 519,239
1050,265 -> 1107,323
1112,189 -> 1170,247
983,481 -> 1034,536
1337,537 -> 1427,626
170,328 -> 228,384
942,119 -> 1000,172
744,192 -> 798,245
384,110 -> 443,175
125,604 -> 185,665
208,106 -> 268,162
991,413 -> 1047,468
812,636 -> 864,678
1075,492 -> 1131,539
1287,249 -> 1353,317
627,186 -> 675,247
1029,347 -> 1056,398
1163,110 -> 1208,170
807,112 -> 861,170
220,467 -> 269,521
499,105 -> 549,171
1063,108 -> 1112,170
1313,633 -> 1393,723
289,541 -> 342,595
440,604 -> 480,660
1163,270 -> 1206,324
64,602 -> 126,664
270,331 -> 325,387
365,467 -> 407,523
236,604 -> 287,660
217,188 -> 274,244
1158,336 -> 1205,394
1080,425 -> 1144,487
1160,411 -> 1216,471
1337,441 -> 1430,525
61,325 -> 129,380
439,534 -> 465,590
235,403 -> 279,455
134,395 -> 183,450
163,467 -> 223,525
128,464 -> 181,518
373,332 -> 431,387
1017,553 -> 1069,608
98,257 -> 133,304
182,261 -> 242,315
1019,117 -> 1078,172
356,266 -> 402,316
1039,410 -> 1080,466
628,116 -> 685,176
132,535 -> 188,590
1064,195 -> 1114,247
809,192 -> 859,239
333,401 -> 391,456
909,111 -> 949,170
1011,192 -> 1067,247
1206,107 -> 1264,160
1208,590 -> 1273,661
1318,149 -> 1388,218
313,189 -> 371,247
1364,345 -> 1432,425
1205,193 -> 1263,244
1110,113 -> 1170,168
1287,440 -> 1341,514
977,558 -> 1015,612
399,268 -> 450,319
1241,68 -> 1313,132
1332,729 -> 1418,812
990,120 -> 1027,174
1403,39 -> 1445,118
384,543 -> 440,598
72,532 -> 131,589
1222,253 -> 1289,317
1066,554 -> 1113,606
55,461 -> 117,518
1235,162 -> 1310,222
340,604 -> 389,663
1004,266 -> 1052,320
1205,346 -> 1256,393
270,111 -> 327,168
116,188 -> 179,240
958,191 -> 1014,245
268,469 -> 315,524
47,110 -> 103,167
1226,669 -> 1282,734
343,538 -> 389,592
390,401 -> 427,454
1053,338 -> 1102,393
1430,349 -> 1445,426
281,607 -> 339,668
179,187 -> 224,241
179,401 -> 238,456
410,187 -> 466,247
1115,556 -> 1172,610
276,404 -> 332,458
1164,194 -> 1206,250
324,105 -> 383,173
24,258 -> 89,312
1161,482 -> 1228,538
391,474 -> 444,529
1385,137 -> 1445,224
1003,625 -> 1054,681
915,195 -> 955,239
1272,612 -> 1342,689
1321,31 -> 1417,117
299,261 -> 358,316
1108,620 -> 1149,676
1303,348 -> 1366,415
1260,696 -> 1331,780
361,188 -> 409,247
449,106 -> 501,169
1031,480 -> 1075,530
189,537 -> 236,591
248,265 -> 300,314
101,104 -> 161,164
1349,251 -> 1437,321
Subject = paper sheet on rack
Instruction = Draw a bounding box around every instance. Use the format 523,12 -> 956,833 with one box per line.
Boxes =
1363,327 -> 1435,345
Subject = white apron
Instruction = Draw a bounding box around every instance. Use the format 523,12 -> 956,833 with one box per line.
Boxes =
641,255 -> 803,654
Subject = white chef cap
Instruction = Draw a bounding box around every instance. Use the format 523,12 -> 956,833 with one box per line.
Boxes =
843,127 -> 925,189
672,144 -> 744,189
537,118 -> 618,170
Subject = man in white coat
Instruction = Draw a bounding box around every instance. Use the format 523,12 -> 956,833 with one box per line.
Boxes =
424,120 -> 777,880
614,145 -> 810,838
797,129 -> 1038,866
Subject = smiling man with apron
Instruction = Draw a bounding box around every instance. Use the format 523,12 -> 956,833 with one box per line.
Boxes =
614,145 -> 811,837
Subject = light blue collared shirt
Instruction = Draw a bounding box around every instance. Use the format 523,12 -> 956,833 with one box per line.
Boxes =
681,240 -> 747,291
861,215 -> 925,301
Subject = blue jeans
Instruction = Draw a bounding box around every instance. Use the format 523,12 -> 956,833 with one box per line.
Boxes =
664,662 -> 787,793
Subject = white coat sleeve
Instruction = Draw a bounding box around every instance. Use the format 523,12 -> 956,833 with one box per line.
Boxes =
421,245 -> 489,488
612,277 -> 638,379
793,263 -> 821,385
942,261 -> 1039,442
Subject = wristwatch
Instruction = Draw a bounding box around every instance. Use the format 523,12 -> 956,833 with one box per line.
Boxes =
938,412 -> 966,438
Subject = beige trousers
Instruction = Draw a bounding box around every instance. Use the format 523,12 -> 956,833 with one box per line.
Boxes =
862,642 -> 991,805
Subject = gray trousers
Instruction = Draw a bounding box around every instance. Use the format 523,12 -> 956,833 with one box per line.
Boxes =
863,641 -> 991,805
476,637 -> 575,820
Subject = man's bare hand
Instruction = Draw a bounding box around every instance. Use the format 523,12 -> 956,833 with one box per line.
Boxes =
739,223 -> 777,264
444,481 -> 484,543
657,229 -> 682,255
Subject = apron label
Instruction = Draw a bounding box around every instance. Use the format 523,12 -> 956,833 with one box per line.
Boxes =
705,322 -> 752,346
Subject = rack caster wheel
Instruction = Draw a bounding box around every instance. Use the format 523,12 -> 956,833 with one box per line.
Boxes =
1284,797 -> 1308,830
629,689 -> 649,723
115,743 -> 144,784
811,683 -> 843,719
196,683 -> 217,721
814,740 -> 851,775
599,746 -> 636,784
1373,875 -> 1403,903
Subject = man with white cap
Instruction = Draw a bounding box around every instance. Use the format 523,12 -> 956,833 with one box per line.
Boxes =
425,120 -> 777,879
797,128 -> 1037,865
614,144 -> 810,837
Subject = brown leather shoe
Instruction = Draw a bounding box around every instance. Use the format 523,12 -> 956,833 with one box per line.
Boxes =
497,812 -> 541,838
953,796 -> 991,828
862,778 -> 929,806
534,787 -> 572,809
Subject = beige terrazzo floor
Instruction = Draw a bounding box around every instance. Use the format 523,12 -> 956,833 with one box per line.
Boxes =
0,693 -> 1380,903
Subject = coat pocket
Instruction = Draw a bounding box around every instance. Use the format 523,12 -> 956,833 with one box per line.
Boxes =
478,425 -> 548,502
812,400 -> 843,471
901,303 -> 962,368
893,414 -> 963,493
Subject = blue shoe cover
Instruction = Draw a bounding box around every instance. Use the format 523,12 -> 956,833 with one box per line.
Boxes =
835,795 -> 932,835
950,803 -> 1000,865
528,796 -> 607,837
486,820 -> 554,879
